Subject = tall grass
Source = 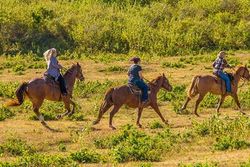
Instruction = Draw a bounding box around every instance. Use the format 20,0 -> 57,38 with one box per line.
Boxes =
1,0 -> 250,56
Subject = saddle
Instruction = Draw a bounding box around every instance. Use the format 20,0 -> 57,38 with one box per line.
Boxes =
213,72 -> 234,94
43,73 -> 59,86
128,83 -> 142,95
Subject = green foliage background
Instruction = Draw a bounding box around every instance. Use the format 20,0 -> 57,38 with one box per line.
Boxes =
1,0 -> 250,56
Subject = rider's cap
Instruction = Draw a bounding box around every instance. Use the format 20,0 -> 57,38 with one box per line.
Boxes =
130,57 -> 141,64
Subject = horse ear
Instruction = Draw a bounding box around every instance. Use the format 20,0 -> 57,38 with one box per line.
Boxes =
163,73 -> 165,77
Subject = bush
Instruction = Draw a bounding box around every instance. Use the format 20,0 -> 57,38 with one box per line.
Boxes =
70,148 -> 102,163
1,138 -> 35,156
162,62 -> 186,68
150,120 -> 164,129
1,0 -> 250,56
94,125 -> 177,162
17,154 -> 76,167
192,116 -> 250,137
0,106 -> 15,121
178,162 -> 218,167
213,136 -> 250,151
99,65 -> 127,72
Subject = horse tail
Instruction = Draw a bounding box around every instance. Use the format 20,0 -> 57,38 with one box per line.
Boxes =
188,76 -> 200,98
5,82 -> 28,106
103,88 -> 114,105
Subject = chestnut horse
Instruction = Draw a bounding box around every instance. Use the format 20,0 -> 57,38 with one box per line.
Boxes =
93,74 -> 172,130
180,66 -> 250,116
6,63 -> 84,131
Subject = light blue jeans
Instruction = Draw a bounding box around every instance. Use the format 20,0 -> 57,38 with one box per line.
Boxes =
218,71 -> 231,92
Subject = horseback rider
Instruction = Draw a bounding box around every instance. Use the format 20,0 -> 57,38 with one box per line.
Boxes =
213,51 -> 232,93
128,57 -> 149,106
43,48 -> 68,96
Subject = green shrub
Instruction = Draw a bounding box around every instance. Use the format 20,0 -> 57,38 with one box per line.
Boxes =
1,138 -> 35,156
192,116 -> 250,137
70,148 -> 102,163
162,62 -> 186,68
58,143 -> 67,152
67,112 -> 85,121
158,84 -> 186,113
17,154 -> 76,167
74,80 -> 116,98
0,82 -> 19,98
178,161 -> 218,167
213,136 -> 250,151
12,64 -> 26,75
94,125 -> 176,162
240,159 -> 250,167
150,120 -> 164,129
99,65 -> 126,72
0,106 -> 15,121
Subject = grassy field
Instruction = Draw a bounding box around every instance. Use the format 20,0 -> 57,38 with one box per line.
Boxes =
0,52 -> 250,166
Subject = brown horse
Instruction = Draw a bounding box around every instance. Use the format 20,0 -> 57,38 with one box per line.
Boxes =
6,63 -> 84,131
93,74 -> 172,130
180,66 -> 250,116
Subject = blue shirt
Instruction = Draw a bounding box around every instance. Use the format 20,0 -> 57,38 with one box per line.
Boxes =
46,56 -> 60,79
128,64 -> 142,83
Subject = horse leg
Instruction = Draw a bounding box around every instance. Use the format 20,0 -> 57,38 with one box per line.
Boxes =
150,103 -> 168,125
232,94 -> 245,115
93,102 -> 113,125
180,97 -> 191,111
109,105 -> 122,130
136,107 -> 143,128
216,95 -> 225,115
68,99 -> 76,117
33,104 -> 57,132
194,94 -> 205,117
57,97 -> 71,119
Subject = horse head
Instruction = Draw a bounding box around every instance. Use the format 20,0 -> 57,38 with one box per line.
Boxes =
161,73 -> 172,91
238,65 -> 250,80
75,62 -> 85,81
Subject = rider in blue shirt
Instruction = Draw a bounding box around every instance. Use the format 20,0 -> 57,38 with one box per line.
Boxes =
128,57 -> 149,105
44,48 -> 67,96
213,51 -> 232,93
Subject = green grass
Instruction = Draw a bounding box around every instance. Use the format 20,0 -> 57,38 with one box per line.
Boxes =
1,0 -> 250,56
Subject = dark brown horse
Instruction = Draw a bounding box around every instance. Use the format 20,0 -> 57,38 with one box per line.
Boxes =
93,74 -> 172,130
180,66 -> 250,116
6,63 -> 84,131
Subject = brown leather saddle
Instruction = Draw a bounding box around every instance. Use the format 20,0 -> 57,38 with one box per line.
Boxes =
128,83 -> 141,95
43,73 -> 59,86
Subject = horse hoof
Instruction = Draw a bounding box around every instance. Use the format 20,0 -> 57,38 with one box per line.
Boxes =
137,124 -> 142,128
241,112 -> 246,115
109,126 -> 116,130
195,113 -> 200,117
56,115 -> 62,120
164,120 -> 169,125
92,120 -> 99,125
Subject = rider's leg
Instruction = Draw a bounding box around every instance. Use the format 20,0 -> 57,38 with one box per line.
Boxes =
135,80 -> 148,102
57,74 -> 67,95
218,71 -> 231,93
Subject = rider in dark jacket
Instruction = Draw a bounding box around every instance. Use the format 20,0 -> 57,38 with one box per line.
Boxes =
128,57 -> 149,106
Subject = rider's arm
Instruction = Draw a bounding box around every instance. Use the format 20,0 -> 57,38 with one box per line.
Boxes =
139,71 -> 143,80
51,57 -> 63,69
224,59 -> 232,68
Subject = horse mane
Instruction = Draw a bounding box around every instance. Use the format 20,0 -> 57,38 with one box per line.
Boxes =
63,64 -> 77,78
149,76 -> 162,86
